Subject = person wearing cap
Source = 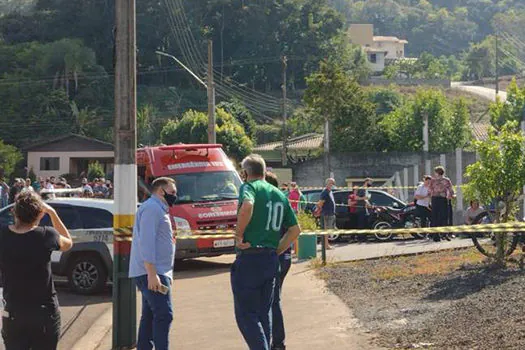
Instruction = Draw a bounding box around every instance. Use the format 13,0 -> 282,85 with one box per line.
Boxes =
233,154 -> 300,350
317,178 -> 336,249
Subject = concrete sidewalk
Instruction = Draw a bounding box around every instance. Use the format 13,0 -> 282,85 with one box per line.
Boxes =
326,237 -> 475,262
83,256 -> 381,350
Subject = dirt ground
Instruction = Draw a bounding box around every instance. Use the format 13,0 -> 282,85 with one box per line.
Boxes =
322,248 -> 525,349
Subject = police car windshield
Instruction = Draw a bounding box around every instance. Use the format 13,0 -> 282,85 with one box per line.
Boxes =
170,171 -> 241,203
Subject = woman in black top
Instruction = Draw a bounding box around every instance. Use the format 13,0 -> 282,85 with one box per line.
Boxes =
0,191 -> 73,350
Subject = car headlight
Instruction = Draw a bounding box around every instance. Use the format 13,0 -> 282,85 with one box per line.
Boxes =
173,217 -> 192,236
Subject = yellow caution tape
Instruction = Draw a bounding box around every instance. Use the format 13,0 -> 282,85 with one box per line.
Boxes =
111,222 -> 525,240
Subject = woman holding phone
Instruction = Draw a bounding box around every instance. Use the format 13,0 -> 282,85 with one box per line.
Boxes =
0,191 -> 73,350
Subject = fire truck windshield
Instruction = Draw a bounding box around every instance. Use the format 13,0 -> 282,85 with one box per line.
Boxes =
170,170 -> 242,203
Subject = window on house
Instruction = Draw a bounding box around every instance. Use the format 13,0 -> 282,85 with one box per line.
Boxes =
40,157 -> 60,171
369,54 -> 377,63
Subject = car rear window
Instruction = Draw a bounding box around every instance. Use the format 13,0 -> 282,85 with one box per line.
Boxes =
76,206 -> 113,229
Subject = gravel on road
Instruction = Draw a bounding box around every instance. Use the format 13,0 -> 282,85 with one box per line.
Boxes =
322,248 -> 525,349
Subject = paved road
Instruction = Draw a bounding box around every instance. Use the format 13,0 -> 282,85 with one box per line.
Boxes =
96,256 -> 382,350
451,82 -> 508,102
0,237 -> 473,349
0,281 -> 111,350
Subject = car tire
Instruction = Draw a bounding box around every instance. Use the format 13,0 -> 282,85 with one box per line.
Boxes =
67,254 -> 107,295
327,233 -> 340,242
373,221 -> 393,241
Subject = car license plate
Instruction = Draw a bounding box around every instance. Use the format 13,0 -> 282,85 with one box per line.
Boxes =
213,239 -> 235,248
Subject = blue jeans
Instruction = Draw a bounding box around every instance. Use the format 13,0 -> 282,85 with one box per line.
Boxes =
231,250 -> 279,350
135,274 -> 174,350
272,254 -> 292,349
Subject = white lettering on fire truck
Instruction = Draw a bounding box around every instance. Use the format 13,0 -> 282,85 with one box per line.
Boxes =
167,161 -> 224,170
197,210 -> 237,219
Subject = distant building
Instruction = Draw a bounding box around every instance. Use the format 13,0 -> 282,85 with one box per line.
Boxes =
24,134 -> 114,178
348,24 -> 408,72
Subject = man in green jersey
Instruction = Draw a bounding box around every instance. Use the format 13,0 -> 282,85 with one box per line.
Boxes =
232,154 -> 301,350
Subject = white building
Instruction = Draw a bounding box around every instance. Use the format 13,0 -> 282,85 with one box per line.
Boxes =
24,134 -> 114,179
348,24 -> 408,72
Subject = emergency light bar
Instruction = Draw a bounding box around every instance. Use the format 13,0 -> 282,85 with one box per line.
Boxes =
157,144 -> 222,151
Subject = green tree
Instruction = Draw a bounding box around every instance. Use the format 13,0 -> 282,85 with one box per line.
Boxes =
87,161 -> 105,181
380,89 -> 470,152
0,140 -> 22,178
160,108 -> 253,161
490,78 -> 525,130
217,99 -> 256,141
367,88 -> 403,116
304,61 -> 380,152
137,104 -> 162,146
464,122 -> 525,265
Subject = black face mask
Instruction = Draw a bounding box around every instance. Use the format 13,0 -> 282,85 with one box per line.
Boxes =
163,190 -> 177,206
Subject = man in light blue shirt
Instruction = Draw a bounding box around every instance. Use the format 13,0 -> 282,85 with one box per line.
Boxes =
129,177 -> 177,350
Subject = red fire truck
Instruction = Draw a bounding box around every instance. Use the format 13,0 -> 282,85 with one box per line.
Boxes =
137,144 -> 241,259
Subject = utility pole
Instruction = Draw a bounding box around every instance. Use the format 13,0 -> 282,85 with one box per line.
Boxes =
208,40 -> 216,144
423,112 -> 431,175
324,117 -> 330,179
495,31 -> 500,97
113,0 -> 137,348
281,55 -> 288,166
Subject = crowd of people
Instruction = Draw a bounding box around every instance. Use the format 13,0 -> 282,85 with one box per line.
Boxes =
0,176 -> 114,207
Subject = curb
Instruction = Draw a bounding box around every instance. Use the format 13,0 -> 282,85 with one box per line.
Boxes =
71,307 -> 112,350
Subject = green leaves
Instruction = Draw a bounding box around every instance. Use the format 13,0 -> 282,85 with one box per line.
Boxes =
490,78 -> 525,131
304,61 -> 379,152
380,89 -> 470,152
464,121 -> 525,210
160,108 -> 253,161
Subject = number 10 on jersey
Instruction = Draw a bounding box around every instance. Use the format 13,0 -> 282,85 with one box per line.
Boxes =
266,201 -> 284,231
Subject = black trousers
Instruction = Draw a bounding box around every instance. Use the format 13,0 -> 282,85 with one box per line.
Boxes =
431,196 -> 449,227
416,205 -> 431,227
2,305 -> 61,350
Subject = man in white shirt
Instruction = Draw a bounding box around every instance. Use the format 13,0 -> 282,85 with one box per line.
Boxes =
414,175 -> 432,228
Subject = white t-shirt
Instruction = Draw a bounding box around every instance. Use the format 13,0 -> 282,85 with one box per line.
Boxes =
415,183 -> 430,207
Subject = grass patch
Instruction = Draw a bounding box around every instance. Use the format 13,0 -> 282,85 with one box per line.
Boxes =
371,247 -> 487,281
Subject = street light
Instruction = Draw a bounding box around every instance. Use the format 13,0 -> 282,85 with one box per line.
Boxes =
156,48 -> 216,144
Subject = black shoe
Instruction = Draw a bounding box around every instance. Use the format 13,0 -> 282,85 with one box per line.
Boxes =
272,345 -> 286,350
432,235 -> 441,242
444,235 -> 451,241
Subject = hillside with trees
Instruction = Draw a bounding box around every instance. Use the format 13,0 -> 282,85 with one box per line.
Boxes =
0,0 -> 522,160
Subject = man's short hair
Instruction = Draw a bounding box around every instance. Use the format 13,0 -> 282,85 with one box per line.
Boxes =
365,178 -> 373,183
241,154 -> 266,177
152,177 -> 176,191
434,166 -> 445,176
423,175 -> 432,181
325,178 -> 335,186
265,171 -> 279,188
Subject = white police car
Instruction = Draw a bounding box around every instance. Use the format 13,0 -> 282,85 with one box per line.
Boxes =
0,198 -> 115,294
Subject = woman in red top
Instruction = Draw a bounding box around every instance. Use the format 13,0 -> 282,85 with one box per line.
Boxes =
347,187 -> 359,234
287,182 -> 302,213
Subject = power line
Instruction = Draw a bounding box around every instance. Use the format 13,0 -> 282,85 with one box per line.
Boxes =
165,0 -> 292,109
